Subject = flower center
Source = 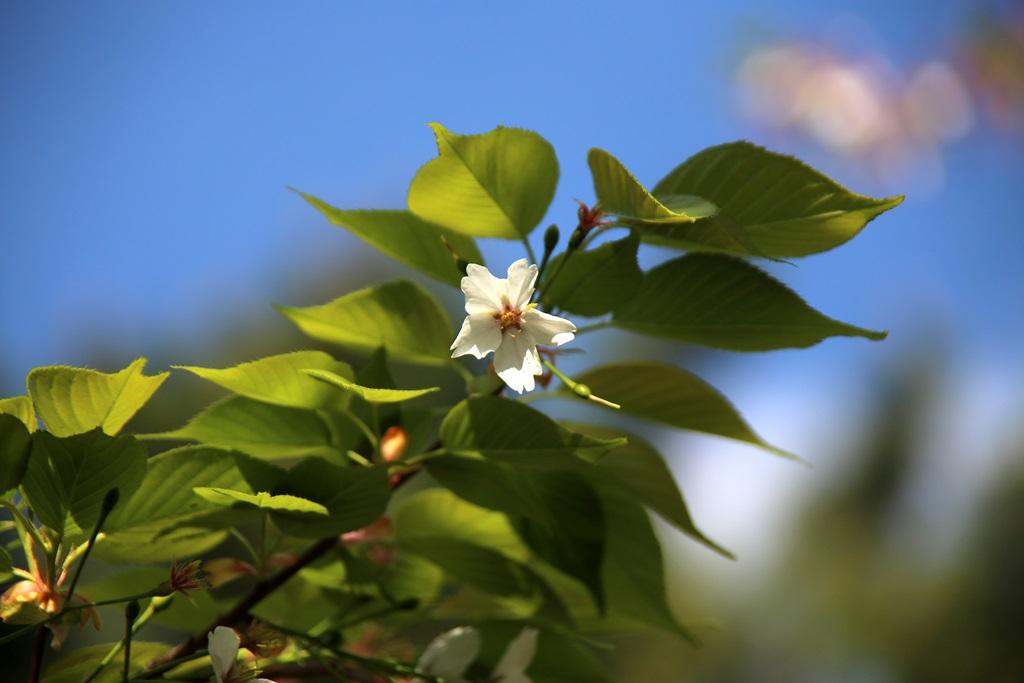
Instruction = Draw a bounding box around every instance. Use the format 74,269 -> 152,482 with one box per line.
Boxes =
494,299 -> 524,332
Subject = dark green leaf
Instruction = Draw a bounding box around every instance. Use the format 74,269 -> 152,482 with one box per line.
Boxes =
560,362 -> 797,460
0,414 -> 32,493
272,459 -> 390,537
541,233 -> 642,316
440,396 -> 623,464
142,395 -> 342,461
649,141 -> 904,258
567,423 -> 732,558
21,430 -> 147,536
613,254 -> 886,350
408,123 -> 559,238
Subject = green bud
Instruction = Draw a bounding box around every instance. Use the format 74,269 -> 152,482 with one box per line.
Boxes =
543,224 -> 560,253
573,383 -> 592,399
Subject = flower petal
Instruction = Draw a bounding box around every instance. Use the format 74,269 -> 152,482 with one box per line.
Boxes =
417,626 -> 481,680
492,627 -> 539,682
494,331 -> 541,394
461,263 -> 506,315
208,626 -> 240,682
450,313 -> 502,359
524,309 -> 576,347
506,258 -> 538,309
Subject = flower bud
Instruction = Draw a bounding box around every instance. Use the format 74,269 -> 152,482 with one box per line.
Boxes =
568,228 -> 586,251
573,383 -> 592,399
125,599 -> 141,624
380,426 -> 408,462
543,224 -> 560,253
101,487 -> 120,515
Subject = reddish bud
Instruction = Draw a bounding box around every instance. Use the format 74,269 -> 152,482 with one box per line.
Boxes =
380,426 -> 408,463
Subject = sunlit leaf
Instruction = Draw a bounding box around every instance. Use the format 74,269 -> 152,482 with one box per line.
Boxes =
648,141 -> 904,257
0,395 -> 36,432
587,148 -> 695,224
296,195 -> 483,286
303,368 -> 440,403
541,232 -> 642,316
277,281 -> 452,364
613,254 -> 886,350
141,395 -> 343,461
174,351 -> 353,409
559,362 -> 797,460
193,487 -> 329,516
21,430 -> 147,536
408,123 -> 559,238
27,358 -> 167,437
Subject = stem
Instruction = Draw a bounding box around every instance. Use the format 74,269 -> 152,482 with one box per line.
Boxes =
130,649 -> 207,681
0,591 -> 158,647
537,249 -> 574,307
540,359 -> 620,410
151,536 -> 339,665
521,236 -> 538,264
261,620 -> 444,683
29,625 -> 48,683
228,528 -> 261,567
123,601 -> 140,683
64,489 -> 118,601
81,596 -> 174,683
1,500 -> 46,577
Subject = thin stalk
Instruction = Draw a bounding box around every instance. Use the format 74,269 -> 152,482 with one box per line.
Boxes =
227,528 -> 261,567
1,500 -> 46,577
521,236 -> 538,264
81,596 -> 174,683
64,488 -> 119,602
130,649 -> 208,681
123,601 -> 141,682
0,591 -> 158,648
29,626 -> 48,683
260,620 -> 444,683
541,359 -> 621,410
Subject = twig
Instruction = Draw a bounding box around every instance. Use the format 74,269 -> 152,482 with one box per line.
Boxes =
149,536 -> 339,667
28,626 -> 48,683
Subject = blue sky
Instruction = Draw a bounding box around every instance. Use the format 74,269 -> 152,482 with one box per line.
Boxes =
2,0 -> 1021,401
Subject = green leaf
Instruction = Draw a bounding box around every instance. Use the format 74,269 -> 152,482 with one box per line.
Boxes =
303,368 -> 440,403
408,123 -> 559,238
598,488 -> 696,641
0,414 -> 32,493
272,459 -> 390,537
567,423 -> 732,558
587,148 -> 695,224
42,642 -> 172,683
560,362 -> 796,460
0,546 -> 12,583
0,395 -> 36,431
612,254 -> 887,350
141,395 -> 342,461
96,446 -> 254,563
394,488 -> 529,560
296,196 -> 483,285
277,280 -> 452,365
193,487 -> 329,516
174,351 -> 353,409
541,232 -> 643,316
427,456 -> 607,610
440,396 -> 624,464
394,489 -> 540,598
476,623 -> 613,683
21,430 -> 147,535
649,141 -> 904,258
26,358 -> 167,437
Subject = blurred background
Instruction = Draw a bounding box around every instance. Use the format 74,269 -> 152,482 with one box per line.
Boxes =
2,1 -> 1022,680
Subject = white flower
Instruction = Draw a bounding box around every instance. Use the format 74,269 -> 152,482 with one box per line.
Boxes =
416,625 -> 539,683
451,259 -> 576,393
208,626 -> 275,683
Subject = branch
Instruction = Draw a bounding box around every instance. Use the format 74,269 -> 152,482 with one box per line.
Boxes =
147,535 -> 338,668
